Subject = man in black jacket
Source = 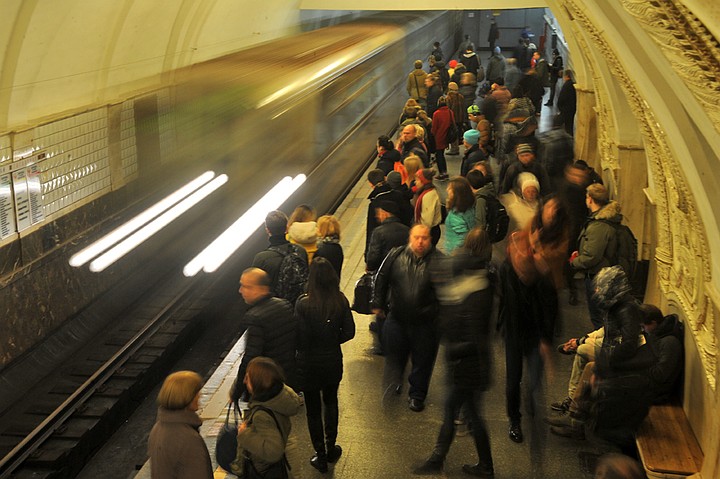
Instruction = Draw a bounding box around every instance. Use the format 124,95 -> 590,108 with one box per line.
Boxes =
366,201 -> 410,272
231,268 -> 297,404
557,69 -> 577,135
372,224 -> 443,412
252,210 -> 308,298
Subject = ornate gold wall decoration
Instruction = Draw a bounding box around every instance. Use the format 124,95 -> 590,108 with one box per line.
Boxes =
561,0 -> 717,388
621,0 -> 720,135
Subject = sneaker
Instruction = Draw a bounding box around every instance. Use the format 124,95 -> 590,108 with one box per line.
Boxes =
550,397 -> 572,413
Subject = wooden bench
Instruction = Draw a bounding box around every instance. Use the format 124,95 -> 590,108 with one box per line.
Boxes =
635,402 -> 704,478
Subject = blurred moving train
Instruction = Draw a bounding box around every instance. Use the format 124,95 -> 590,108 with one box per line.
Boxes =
0,11 -> 458,407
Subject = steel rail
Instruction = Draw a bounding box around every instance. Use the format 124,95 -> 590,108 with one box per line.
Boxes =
0,280 -> 194,478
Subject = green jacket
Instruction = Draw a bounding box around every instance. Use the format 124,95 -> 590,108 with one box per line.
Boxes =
571,201 -> 621,275
235,385 -> 302,475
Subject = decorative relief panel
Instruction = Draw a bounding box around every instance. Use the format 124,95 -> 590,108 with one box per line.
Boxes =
621,0 -> 720,137
562,0 -> 717,388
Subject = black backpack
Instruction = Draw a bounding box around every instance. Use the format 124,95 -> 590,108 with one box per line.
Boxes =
601,220 -> 638,277
269,245 -> 308,304
480,194 -> 509,243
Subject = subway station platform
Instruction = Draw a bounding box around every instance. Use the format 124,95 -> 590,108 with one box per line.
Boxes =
135,139 -> 606,479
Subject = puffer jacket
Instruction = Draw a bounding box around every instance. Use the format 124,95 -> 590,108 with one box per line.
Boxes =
371,245 -> 443,323
571,201 -> 621,276
444,207 -> 476,253
473,181 -> 496,230
232,296 -> 297,402
596,296 -> 643,376
288,221 -> 318,263
236,385 -> 303,475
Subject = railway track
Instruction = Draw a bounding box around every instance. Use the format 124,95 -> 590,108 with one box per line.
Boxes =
0,272 -> 219,479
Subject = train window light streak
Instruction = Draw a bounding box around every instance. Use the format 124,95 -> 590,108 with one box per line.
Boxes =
256,60 -> 343,109
69,171 -> 216,267
183,174 -> 306,277
88,174 -> 228,272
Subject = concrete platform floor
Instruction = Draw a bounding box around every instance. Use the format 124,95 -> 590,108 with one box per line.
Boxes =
131,103 -> 609,479
288,146 -> 602,479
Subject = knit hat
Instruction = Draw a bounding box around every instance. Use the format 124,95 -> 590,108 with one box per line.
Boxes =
463,129 -> 480,145
414,60 -> 423,69
515,143 -> 534,155
448,82 -> 459,91
518,172 -> 540,195
386,171 -> 402,189
448,59 -> 458,68
467,104 -> 481,115
376,200 -> 399,217
494,46 -> 501,54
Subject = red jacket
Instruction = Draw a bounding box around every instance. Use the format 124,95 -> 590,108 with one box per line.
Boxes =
431,106 -> 455,150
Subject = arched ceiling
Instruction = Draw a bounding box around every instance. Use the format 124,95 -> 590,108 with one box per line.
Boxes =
0,0 -> 718,280
0,0 -> 319,130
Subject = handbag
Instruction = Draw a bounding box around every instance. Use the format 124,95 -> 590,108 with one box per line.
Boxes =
216,403 -> 240,472
351,272 -> 374,314
241,406 -> 290,479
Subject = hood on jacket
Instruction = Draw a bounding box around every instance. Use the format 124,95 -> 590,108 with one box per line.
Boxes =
249,384 -> 303,418
592,265 -> 632,310
594,200 -> 622,223
653,313 -> 682,340
411,69 -> 427,78
288,221 -> 318,244
474,182 -> 496,199
462,52 -> 478,60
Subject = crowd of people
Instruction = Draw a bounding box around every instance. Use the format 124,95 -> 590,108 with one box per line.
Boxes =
145,31 -> 681,479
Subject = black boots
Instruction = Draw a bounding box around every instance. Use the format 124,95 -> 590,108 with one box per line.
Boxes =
311,444 -> 343,473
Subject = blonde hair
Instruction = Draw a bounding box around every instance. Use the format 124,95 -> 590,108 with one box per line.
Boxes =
413,124 -> 426,142
157,371 -> 203,410
404,155 -> 422,185
317,215 -> 341,240
404,98 -> 421,109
